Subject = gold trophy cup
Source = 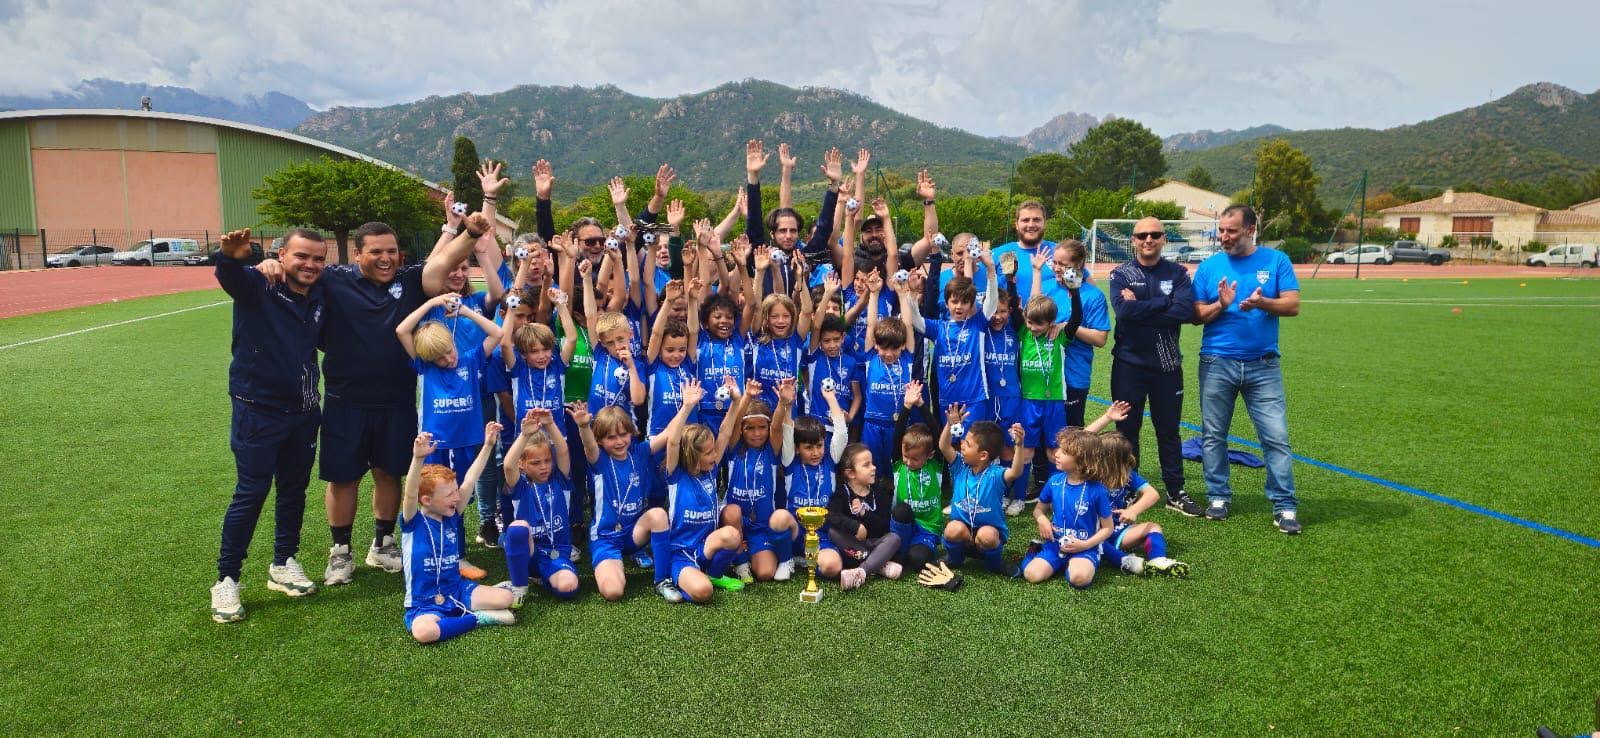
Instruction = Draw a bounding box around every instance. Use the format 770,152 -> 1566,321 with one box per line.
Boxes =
796,506 -> 828,603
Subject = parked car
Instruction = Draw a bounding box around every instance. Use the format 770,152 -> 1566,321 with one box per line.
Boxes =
46,244 -> 116,268
1162,244 -> 1218,263
112,238 -> 201,266
187,242 -> 263,266
1390,240 -> 1452,265
1525,243 -> 1597,268
1327,244 -> 1392,264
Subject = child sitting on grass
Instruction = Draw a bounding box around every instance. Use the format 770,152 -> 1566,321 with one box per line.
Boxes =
1096,431 -> 1190,578
938,404 -> 1029,574
402,425 -> 516,644
499,408 -> 579,606
1018,418 -> 1117,589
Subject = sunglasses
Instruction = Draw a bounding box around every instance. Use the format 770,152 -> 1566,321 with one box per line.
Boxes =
1133,231 -> 1166,240
581,236 -> 605,246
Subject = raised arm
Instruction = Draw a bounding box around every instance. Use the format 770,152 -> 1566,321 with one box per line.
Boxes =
822,385 -> 848,462
457,422 -> 502,493
714,189 -> 745,243
793,256 -> 814,338
423,214 -> 488,296
459,302 -> 504,356
1003,424 -> 1029,483
892,379 -> 924,451
777,143 -> 796,210
541,409 -> 571,479
1085,400 -> 1130,434
770,378 -> 795,454
744,140 -> 769,248
607,177 -> 634,231
745,247 -> 771,334
977,240 -> 999,319
579,258 -> 600,336
568,402 -> 600,465
872,198 -> 898,257
804,147 -> 844,256
402,433 -> 437,521
396,294 -> 448,359
717,378 -> 755,459
503,409 -> 538,486
550,287 -> 579,363
647,280 -> 683,363
811,271 -> 841,347
899,279 -> 927,334
477,160 -> 508,224
908,169 -> 940,264
938,402 -> 966,464
659,379 -> 707,466
214,229 -> 266,300
477,235 -> 506,312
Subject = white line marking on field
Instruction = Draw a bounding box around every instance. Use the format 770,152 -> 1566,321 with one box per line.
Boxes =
1306,299 -> 1600,308
0,301 -> 228,351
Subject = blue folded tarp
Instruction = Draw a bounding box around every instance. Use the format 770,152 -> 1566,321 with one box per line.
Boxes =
1181,438 -> 1265,468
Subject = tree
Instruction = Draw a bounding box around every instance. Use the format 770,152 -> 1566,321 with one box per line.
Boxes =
451,136 -> 484,209
1183,165 -> 1217,192
1011,153 -> 1078,215
1067,118 -> 1167,192
1252,138 -> 1322,238
253,156 -> 437,262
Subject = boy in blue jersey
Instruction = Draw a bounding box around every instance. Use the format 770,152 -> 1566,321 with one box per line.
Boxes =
771,380 -> 851,580
499,408 -> 579,606
400,426 -> 515,644
663,382 -> 746,603
805,299 -> 862,443
645,279 -> 702,441
861,272 -> 915,473
397,292 -> 504,582
694,291 -> 748,436
983,281 -> 1025,514
902,248 -> 1000,423
576,382 -> 699,603
938,405 -> 1029,574
718,378 -> 790,583
1095,432 -> 1190,578
1019,427 -> 1115,588
580,258 -> 647,418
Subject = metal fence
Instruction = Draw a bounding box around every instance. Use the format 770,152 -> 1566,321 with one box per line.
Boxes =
1358,231 -> 1600,265
0,227 -> 438,271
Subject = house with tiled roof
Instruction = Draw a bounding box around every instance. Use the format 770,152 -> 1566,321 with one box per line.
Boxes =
1136,180 -> 1230,220
1379,189 -> 1600,247
1570,196 -> 1600,220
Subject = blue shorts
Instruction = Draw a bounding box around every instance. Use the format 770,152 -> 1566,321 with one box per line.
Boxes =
786,524 -> 837,557
1035,545 -> 1101,577
669,548 -> 710,586
892,518 -> 941,556
589,532 -> 642,565
1100,524 -> 1135,557
992,396 -> 1022,443
425,446 -> 477,486
534,548 -> 578,584
862,419 -> 895,473
404,580 -> 480,629
939,398 -> 993,427
320,400 -> 416,482
1021,399 -> 1067,449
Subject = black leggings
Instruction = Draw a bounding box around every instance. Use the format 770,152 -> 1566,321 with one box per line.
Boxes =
828,525 -> 901,576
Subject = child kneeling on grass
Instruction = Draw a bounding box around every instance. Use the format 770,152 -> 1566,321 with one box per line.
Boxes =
402,425 -> 516,644
1019,425 -> 1114,588
499,407 -> 580,606
664,379 -> 746,603
939,404 -> 1029,574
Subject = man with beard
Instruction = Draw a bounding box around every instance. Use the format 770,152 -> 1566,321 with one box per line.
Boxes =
743,139 -> 842,293
1192,205 -> 1302,534
1108,216 -> 1202,517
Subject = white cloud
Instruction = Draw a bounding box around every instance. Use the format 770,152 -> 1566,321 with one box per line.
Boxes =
2,0 -> 1597,137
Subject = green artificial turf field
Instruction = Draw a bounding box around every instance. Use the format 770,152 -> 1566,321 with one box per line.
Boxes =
1,277 -> 1596,736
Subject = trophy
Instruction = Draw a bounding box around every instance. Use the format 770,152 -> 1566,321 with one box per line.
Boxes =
796,506 -> 828,603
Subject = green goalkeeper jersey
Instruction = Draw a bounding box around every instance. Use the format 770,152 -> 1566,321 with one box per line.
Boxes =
894,458 -> 946,534
1018,330 -> 1070,400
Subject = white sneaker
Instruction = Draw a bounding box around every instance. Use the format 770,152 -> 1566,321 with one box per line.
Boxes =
1004,498 -> 1027,516
732,562 -> 754,584
211,577 -> 245,623
366,535 -> 401,572
880,561 -> 903,580
839,567 -> 867,590
1147,556 -> 1191,578
493,580 -> 529,609
773,558 -> 795,582
1120,554 -> 1147,576
655,578 -> 684,603
324,544 -> 355,585
267,557 -> 318,596
474,608 -> 516,626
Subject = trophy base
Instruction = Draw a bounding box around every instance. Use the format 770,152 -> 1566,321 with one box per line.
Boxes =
799,588 -> 824,604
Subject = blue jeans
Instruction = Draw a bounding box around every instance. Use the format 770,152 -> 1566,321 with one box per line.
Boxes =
1198,354 -> 1296,512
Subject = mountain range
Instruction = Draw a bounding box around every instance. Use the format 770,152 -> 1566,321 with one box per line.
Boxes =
0,79 -> 316,130
1001,114 -> 1288,155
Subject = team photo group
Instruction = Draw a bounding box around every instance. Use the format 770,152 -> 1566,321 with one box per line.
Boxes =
212,139 -> 1302,644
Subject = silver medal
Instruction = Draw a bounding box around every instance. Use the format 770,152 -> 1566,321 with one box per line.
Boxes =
548,549 -> 559,560
433,594 -> 445,605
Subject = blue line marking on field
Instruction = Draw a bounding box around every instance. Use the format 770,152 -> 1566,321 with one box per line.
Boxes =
1087,396 -> 1600,549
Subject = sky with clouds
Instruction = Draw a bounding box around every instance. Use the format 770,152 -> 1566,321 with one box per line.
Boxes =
3,0 -> 1597,137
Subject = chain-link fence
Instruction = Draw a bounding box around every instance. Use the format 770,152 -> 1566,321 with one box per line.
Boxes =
0,227 -> 439,271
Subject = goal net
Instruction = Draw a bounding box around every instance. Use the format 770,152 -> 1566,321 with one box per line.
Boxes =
1087,218 -> 1220,269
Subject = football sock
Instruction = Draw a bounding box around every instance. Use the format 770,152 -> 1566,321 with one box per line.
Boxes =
1012,463 -> 1032,501
373,518 -> 396,544
907,544 -> 935,574
944,539 -> 967,568
650,530 -> 672,582
435,614 -> 477,642
708,548 -> 736,578
981,544 -> 1007,573
1102,544 -> 1126,568
505,529 -> 531,588
330,524 -> 353,547
1145,531 -> 1168,559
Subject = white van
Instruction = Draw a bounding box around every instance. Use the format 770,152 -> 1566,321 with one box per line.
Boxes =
113,238 -> 201,266
1525,243 -> 1597,267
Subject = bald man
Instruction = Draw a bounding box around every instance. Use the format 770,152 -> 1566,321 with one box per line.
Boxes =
1108,217 -> 1200,517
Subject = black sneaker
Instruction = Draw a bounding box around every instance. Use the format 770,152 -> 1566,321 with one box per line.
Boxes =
1274,510 -> 1302,535
1204,498 -> 1230,521
477,518 -> 501,549
1165,490 -> 1204,517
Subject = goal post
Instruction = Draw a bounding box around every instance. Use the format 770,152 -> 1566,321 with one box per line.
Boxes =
1087,218 -> 1220,269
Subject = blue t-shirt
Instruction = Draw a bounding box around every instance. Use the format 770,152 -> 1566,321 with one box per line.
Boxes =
1056,282 -> 1108,390
749,332 -> 806,411
1039,473 -> 1112,545
1193,247 -> 1299,360
587,349 -> 633,415
862,352 -> 914,422
1108,469 -> 1149,519
970,239 -> 1056,303
949,457 -> 1008,534
509,352 -> 567,423
667,467 -> 720,557
984,322 -> 1020,399
696,330 -> 747,413
923,313 -> 989,404
725,445 -> 778,527
805,349 -> 859,419
413,345 -> 485,449
647,358 -> 699,435
589,440 -> 654,540
401,511 -> 464,610
842,286 -> 895,360
507,472 -> 573,556
784,455 -> 837,511
485,347 -> 515,449
422,292 -> 490,355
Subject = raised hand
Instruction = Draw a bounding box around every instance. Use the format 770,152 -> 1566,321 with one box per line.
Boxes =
692,217 -> 713,246
681,378 -> 706,407
220,228 -> 253,259
413,432 -> 438,458
735,188 -> 748,217
1239,287 -> 1264,312
871,197 -> 891,219
866,268 -> 883,294
903,379 -> 924,408
617,346 -> 634,366
915,169 -> 936,201
745,140 -> 769,176
654,163 -> 677,200
478,160 -> 508,198
778,143 -> 797,170
753,245 -> 772,272
484,421 -> 503,447
464,213 -> 490,238
663,279 -> 684,303
1031,248 -> 1050,271
744,378 -> 763,399
852,148 -> 872,176
256,258 -> 285,284
731,234 -> 752,265
1103,400 -> 1132,423
521,408 -> 542,434
778,377 -> 797,405
548,286 -> 569,306
552,233 -> 579,258
608,177 -> 629,207
443,192 -> 463,229
565,401 -> 592,427
533,159 -> 555,200
822,270 -> 841,294
945,402 -> 966,426
666,199 -> 686,229
687,277 -> 706,300
821,147 -> 843,184
1008,423 -> 1025,447
577,258 -> 593,280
